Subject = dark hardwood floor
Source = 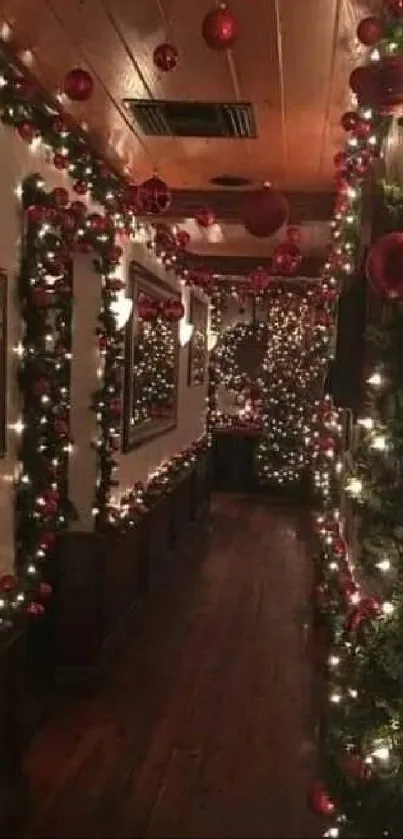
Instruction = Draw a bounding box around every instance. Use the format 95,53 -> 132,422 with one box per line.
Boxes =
21,494 -> 319,839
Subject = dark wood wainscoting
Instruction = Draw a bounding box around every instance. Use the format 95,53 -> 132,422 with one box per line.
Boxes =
51,451 -> 211,688
0,630 -> 30,835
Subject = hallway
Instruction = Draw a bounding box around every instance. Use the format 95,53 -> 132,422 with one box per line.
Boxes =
23,495 -> 319,839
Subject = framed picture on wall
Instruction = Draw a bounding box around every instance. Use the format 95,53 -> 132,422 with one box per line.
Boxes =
188,292 -> 207,387
0,271 -> 7,457
122,260 -> 180,452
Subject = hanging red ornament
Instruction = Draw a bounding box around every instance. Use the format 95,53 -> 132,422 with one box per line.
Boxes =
136,175 -> 171,214
53,418 -> 69,437
341,751 -> 373,781
40,488 -> 60,515
17,121 -> 37,143
153,42 -> 179,72
385,0 -> 403,16
137,295 -> 159,320
308,782 -> 336,816
349,64 -> 379,106
333,150 -> 348,170
26,205 -> 46,224
341,110 -> 359,132
286,225 -> 301,245
357,16 -> 383,46
87,212 -> 108,233
109,398 -> 122,416
31,288 -> 53,307
163,298 -> 185,321
175,229 -> 190,249
63,67 -> 94,102
106,245 -> 123,263
37,532 -> 57,552
202,3 -> 239,51
332,537 -> 347,558
53,153 -> 69,170
70,200 -> 87,217
248,266 -> 271,293
340,577 -> 359,602
195,206 -> 216,228
51,186 -> 70,208
242,184 -> 289,238
366,231 -> 403,299
38,581 -> 53,598
73,180 -> 88,196
27,602 -> 45,617
272,242 -> 302,276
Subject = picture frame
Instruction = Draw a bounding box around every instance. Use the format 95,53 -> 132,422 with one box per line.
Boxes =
188,292 -> 208,387
0,271 -> 7,458
122,260 -> 180,453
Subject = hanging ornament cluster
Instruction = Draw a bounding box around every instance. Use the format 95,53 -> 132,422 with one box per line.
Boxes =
136,174 -> 172,215
136,294 -> 184,322
272,242 -> 302,276
63,67 -> 94,102
201,3 -> 239,51
242,183 -> 289,238
350,53 -> 403,115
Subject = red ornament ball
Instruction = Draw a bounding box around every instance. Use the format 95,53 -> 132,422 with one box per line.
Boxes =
136,175 -> 171,215
202,3 -> 239,51
73,179 -> 88,195
286,225 -> 301,245
137,295 -> 159,320
195,206 -> 216,228
63,67 -> 94,102
153,42 -> 179,72
366,231 -> 403,299
376,55 -> 403,115
243,184 -> 289,238
26,204 -> 47,224
106,245 -> 123,263
248,266 -> 271,293
341,110 -> 359,131
53,153 -> 69,170
17,121 -> 37,143
163,298 -> 185,322
51,186 -> 70,208
349,64 -> 378,105
385,0 -> 403,16
0,574 -> 18,593
308,782 -> 336,817
70,200 -> 87,217
175,229 -> 190,249
272,242 -> 302,276
357,16 -> 383,46
87,212 -> 108,233
333,150 -> 348,170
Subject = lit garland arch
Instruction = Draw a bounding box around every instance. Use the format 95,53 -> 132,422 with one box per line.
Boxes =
211,320 -> 268,393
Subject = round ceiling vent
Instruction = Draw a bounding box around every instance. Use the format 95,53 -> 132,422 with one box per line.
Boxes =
209,175 -> 252,187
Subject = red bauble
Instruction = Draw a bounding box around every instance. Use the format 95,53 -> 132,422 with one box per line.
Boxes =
0,574 -> 18,593
136,175 -> 171,215
27,602 -> 45,617
26,204 -> 46,224
366,231 -> 403,299
87,212 -> 107,233
137,295 -> 159,320
53,153 -> 69,170
341,110 -> 359,131
308,782 -> 336,816
109,398 -> 122,416
63,67 -> 94,102
32,288 -> 53,307
333,537 -> 347,558
163,298 -> 185,321
17,121 -> 36,143
195,206 -> 216,228
385,0 -> 403,16
41,489 -> 60,514
106,245 -> 123,263
342,751 -> 373,781
51,186 -> 70,208
286,225 -> 301,245
73,180 -> 88,195
175,229 -> 190,249
38,581 -> 53,598
272,242 -> 302,276
249,266 -> 271,293
318,435 -> 335,452
153,42 -> 179,72
349,64 -> 378,106
70,200 -> 87,217
202,3 -> 239,51
357,16 -> 383,46
54,418 -> 69,437
37,532 -> 57,551
333,150 -> 348,170
242,184 -> 289,238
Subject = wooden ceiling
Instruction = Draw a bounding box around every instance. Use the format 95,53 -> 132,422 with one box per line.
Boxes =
0,0 -> 381,267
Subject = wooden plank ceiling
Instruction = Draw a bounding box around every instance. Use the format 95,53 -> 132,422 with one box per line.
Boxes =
0,0 -> 379,271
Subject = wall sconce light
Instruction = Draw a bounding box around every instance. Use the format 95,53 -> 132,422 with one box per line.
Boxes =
207,331 -> 218,352
110,293 -> 133,330
179,318 -> 194,347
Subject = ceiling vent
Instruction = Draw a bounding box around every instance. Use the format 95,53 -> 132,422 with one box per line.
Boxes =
123,99 -> 257,139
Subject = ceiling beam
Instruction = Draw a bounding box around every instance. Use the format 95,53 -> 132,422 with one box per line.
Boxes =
161,189 -> 335,223
184,253 -> 324,278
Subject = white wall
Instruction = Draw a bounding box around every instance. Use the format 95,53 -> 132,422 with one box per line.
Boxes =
0,122 -> 208,568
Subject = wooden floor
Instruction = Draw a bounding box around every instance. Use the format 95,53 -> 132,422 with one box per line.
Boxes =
22,494 -> 319,839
